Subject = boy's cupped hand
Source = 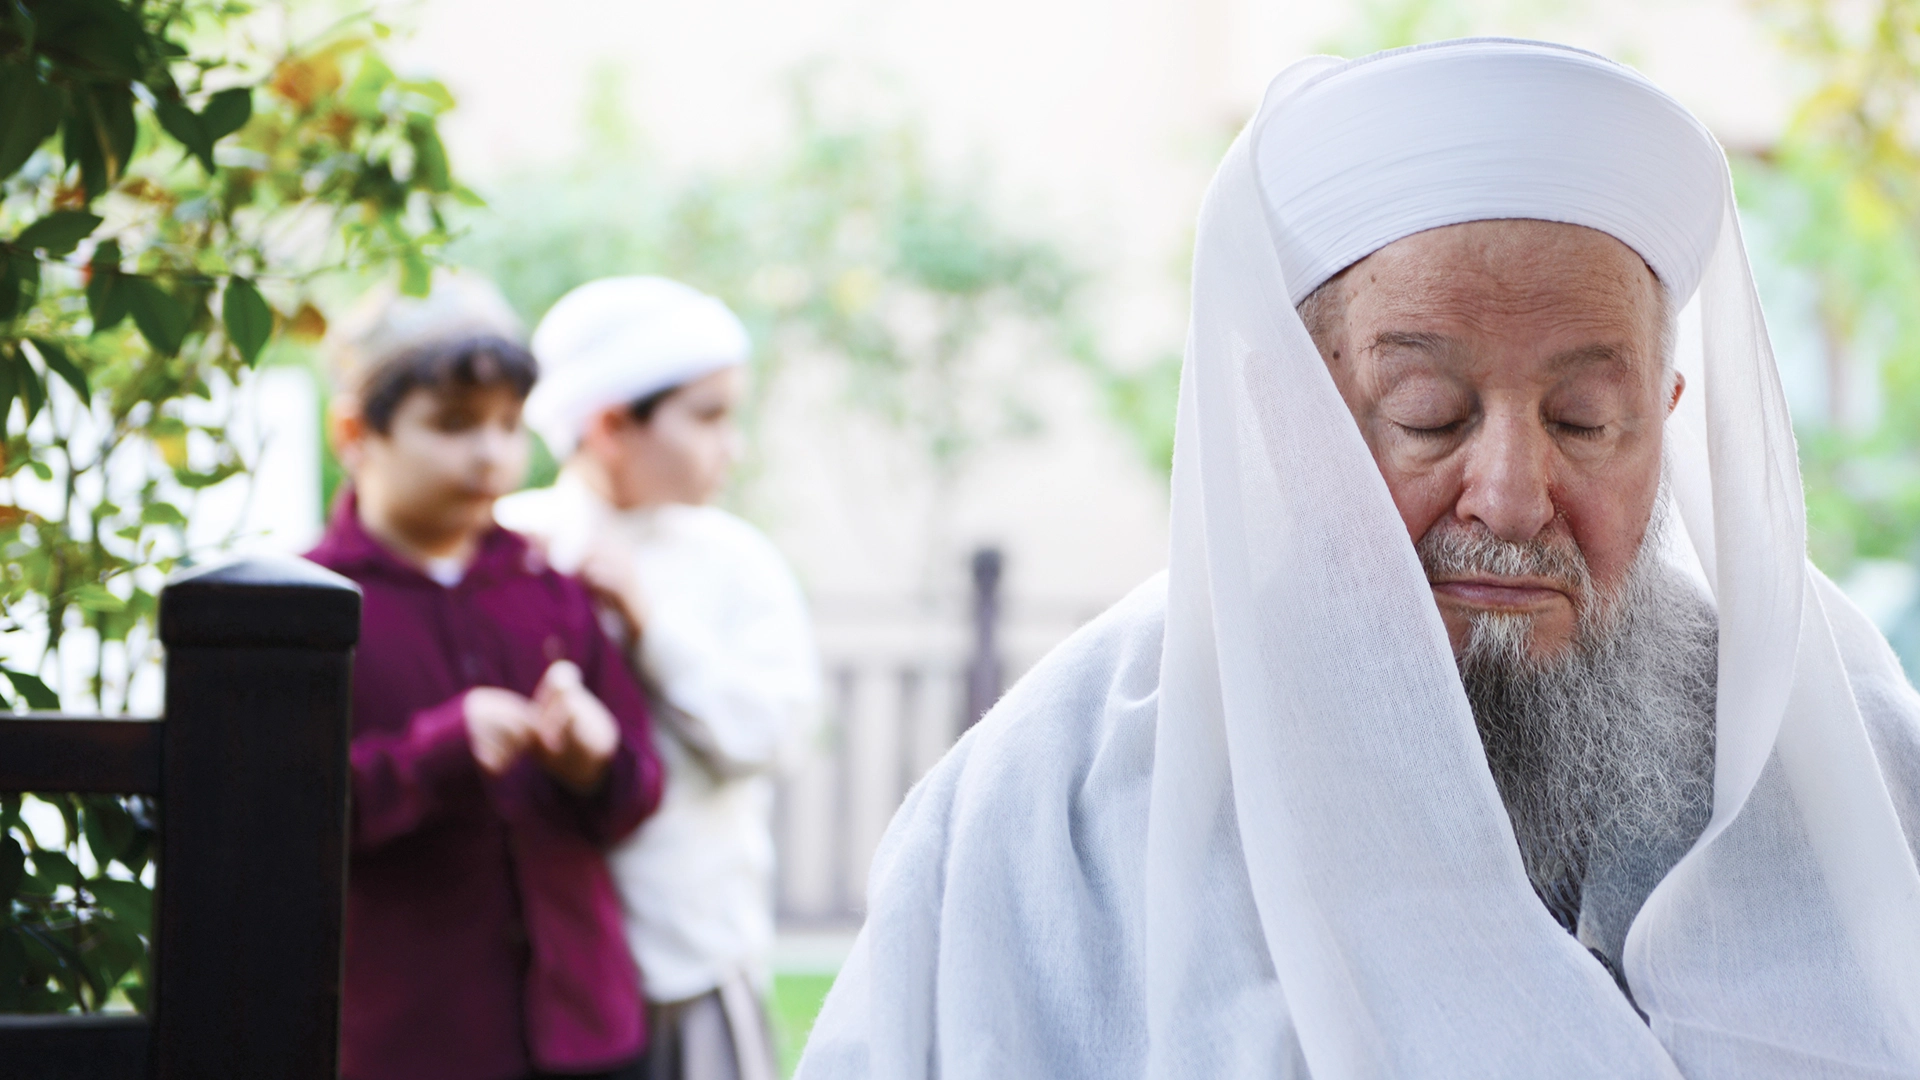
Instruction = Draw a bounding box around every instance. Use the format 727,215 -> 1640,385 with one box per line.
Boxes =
532,660 -> 620,794
463,661 -> 621,795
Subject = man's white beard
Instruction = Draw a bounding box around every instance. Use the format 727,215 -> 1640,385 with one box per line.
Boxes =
1419,503 -> 1719,953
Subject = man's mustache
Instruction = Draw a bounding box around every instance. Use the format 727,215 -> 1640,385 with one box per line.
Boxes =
1416,522 -> 1593,600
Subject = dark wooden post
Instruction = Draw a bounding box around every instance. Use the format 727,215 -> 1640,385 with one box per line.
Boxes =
150,555 -> 360,1080
962,546 -> 1004,729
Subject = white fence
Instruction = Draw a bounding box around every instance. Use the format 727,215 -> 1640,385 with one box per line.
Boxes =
774,563 -> 1106,926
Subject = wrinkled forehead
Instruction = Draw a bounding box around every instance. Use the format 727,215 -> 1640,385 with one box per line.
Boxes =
1252,39 -> 1728,307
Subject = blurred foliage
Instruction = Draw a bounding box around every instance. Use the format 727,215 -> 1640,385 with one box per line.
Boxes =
455,68 -> 1099,493
0,0 -> 466,1014
1740,0 -> 1920,587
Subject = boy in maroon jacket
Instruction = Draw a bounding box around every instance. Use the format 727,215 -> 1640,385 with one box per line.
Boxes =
306,275 -> 664,1080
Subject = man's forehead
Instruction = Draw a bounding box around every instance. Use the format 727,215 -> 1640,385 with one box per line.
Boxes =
1355,220 -> 1661,295
1366,330 -> 1645,381
1335,221 -> 1662,342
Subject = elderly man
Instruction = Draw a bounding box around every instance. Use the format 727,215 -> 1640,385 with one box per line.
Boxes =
796,39 -> 1920,1079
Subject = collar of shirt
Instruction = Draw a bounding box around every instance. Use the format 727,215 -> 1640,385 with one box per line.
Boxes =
308,488 -> 546,590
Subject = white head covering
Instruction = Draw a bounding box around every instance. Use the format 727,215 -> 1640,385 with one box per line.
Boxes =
524,276 -> 751,457
797,39 -> 1920,1080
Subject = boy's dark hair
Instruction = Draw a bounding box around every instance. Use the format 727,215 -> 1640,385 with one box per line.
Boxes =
627,383 -> 683,425
360,335 -> 539,434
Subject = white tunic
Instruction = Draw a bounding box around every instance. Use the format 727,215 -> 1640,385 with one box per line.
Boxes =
497,473 -> 822,1003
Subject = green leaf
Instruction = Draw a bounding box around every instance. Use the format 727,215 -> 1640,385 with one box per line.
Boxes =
67,584 -> 125,613
153,96 -> 212,172
0,351 -> 15,439
0,62 -> 67,181
14,211 -> 102,257
0,929 -> 26,1008
121,277 -> 189,355
64,83 -> 136,197
344,54 -> 395,117
18,924 -> 84,1008
81,914 -> 144,999
13,346 -> 43,423
412,125 -> 451,192
400,252 -> 432,297
32,0 -> 145,81
172,462 -> 243,489
85,878 -> 150,936
139,502 -> 185,526
79,798 -> 133,866
201,87 -> 253,142
0,837 -> 22,901
30,850 -> 78,889
86,241 -> 126,331
395,78 -> 456,112
222,276 -> 272,365
1,668 -> 58,711
27,338 -> 88,404
0,946 -> 29,1012
0,251 -> 35,322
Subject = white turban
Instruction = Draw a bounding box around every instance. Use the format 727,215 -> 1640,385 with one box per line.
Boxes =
798,39 -> 1920,1080
524,276 -> 751,457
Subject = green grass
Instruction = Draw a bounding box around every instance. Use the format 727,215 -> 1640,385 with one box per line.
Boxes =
771,972 -> 838,1078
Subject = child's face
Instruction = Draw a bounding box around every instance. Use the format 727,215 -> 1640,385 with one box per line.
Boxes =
587,366 -> 744,509
341,383 -> 530,552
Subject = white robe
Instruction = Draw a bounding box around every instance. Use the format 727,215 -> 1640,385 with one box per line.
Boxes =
798,570 -> 1920,1078
497,474 -> 822,1003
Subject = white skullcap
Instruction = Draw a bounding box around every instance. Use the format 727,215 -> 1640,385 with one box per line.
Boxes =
323,270 -> 525,394
524,276 -> 751,457
1255,39 -> 1728,305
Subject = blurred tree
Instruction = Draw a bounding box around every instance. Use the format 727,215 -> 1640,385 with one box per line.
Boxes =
454,67 -> 1087,500
0,0 -> 465,1014
1739,0 -> 1920,659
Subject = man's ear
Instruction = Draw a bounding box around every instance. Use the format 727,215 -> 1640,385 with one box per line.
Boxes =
1667,370 -> 1686,415
579,405 -> 631,453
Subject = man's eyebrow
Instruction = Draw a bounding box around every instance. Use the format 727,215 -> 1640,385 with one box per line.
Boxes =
1546,342 -> 1637,374
1366,331 -> 1462,378
1368,330 -> 1452,355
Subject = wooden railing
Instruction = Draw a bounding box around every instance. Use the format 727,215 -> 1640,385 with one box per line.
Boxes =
776,547 -> 1119,925
0,556 -> 361,1080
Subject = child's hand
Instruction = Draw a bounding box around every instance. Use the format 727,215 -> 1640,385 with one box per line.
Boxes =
465,687 -> 541,775
531,660 -> 621,795
575,544 -> 647,641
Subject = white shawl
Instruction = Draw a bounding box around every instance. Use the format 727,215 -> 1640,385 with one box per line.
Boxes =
799,39 -> 1920,1078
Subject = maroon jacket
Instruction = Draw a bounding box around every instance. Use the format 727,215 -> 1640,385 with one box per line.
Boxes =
308,497 -> 664,1080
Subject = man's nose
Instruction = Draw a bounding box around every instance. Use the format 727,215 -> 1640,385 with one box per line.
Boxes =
1454,415 -> 1555,543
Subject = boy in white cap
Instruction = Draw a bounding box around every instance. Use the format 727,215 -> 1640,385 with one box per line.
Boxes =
496,277 -> 820,1080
